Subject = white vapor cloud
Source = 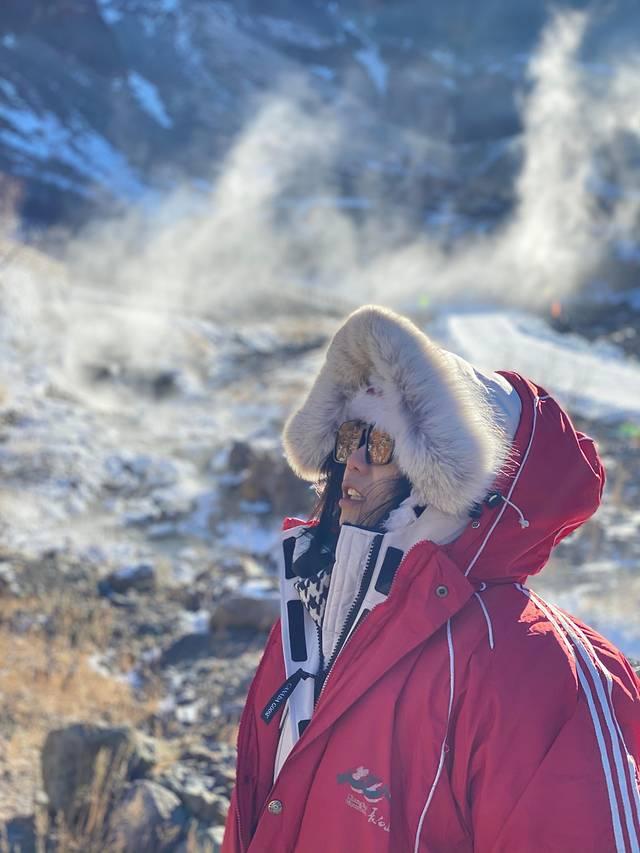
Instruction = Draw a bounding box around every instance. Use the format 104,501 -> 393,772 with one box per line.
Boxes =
9,9 -> 640,388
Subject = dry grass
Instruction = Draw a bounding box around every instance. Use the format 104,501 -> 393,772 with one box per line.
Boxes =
0,591 -> 160,842
0,601 -> 153,743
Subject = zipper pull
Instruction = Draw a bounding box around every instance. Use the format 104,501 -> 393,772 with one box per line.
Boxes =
261,668 -> 315,724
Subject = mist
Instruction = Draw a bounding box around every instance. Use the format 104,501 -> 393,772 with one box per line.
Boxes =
3,8 -> 640,393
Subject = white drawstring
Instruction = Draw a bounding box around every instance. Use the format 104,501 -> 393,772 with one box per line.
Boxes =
473,584 -> 495,650
499,494 -> 530,529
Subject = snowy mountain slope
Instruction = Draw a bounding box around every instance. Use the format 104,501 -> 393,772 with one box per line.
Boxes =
2,0 -> 638,229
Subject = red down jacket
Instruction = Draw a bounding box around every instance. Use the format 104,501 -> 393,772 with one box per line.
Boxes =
223,373 -> 640,852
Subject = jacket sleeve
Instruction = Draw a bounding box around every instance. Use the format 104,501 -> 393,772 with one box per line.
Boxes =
453,617 -> 640,853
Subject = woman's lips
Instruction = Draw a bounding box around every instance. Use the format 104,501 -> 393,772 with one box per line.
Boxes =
339,486 -> 365,508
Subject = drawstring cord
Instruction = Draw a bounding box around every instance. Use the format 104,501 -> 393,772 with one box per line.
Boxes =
501,495 -> 530,528
485,491 -> 530,529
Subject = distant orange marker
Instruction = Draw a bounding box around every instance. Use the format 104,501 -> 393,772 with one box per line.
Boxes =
550,301 -> 562,319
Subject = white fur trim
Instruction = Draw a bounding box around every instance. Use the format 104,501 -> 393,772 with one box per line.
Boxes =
382,493 -> 422,532
282,305 -> 512,516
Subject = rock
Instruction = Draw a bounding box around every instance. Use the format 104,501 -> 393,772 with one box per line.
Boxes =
156,762 -> 229,823
103,454 -> 177,496
4,815 -> 36,853
101,562 -> 156,595
181,783 -> 229,824
176,823 -> 224,853
224,440 -> 313,517
102,591 -> 140,610
160,633 -> 216,668
106,780 -> 188,853
41,724 -> 156,824
178,744 -> 218,765
217,554 -> 267,582
0,562 -> 20,596
209,582 -> 279,632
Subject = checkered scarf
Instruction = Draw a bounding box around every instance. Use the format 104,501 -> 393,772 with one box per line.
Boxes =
294,567 -> 332,628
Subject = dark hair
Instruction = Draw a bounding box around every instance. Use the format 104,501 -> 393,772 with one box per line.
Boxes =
293,453 -> 411,578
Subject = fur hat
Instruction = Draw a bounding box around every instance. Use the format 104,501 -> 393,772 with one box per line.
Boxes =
282,305 -> 512,517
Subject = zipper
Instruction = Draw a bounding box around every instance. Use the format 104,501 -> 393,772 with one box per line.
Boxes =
316,537 -> 429,705
245,538 -> 433,845
316,533 -> 383,702
313,622 -> 324,703
236,803 -> 244,853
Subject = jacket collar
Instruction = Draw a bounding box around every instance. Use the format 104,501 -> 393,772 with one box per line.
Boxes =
284,539 -> 475,760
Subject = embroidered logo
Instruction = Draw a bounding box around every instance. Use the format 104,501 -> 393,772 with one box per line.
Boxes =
337,766 -> 391,833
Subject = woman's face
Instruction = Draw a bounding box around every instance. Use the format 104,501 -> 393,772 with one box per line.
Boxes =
338,443 -> 404,527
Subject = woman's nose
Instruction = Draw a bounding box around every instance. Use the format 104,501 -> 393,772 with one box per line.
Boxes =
345,444 -> 368,471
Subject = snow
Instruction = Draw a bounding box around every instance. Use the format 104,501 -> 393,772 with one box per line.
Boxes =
181,609 -> 210,634
0,80 -> 17,99
257,15 -> 334,50
127,72 -> 173,129
217,519 -> 279,557
0,102 -> 144,197
354,46 -> 388,95
310,66 -> 336,81
435,310 -> 640,423
238,579 -> 279,600
96,0 -> 123,25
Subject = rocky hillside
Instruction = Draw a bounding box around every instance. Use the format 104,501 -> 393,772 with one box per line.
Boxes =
1,0 -> 639,230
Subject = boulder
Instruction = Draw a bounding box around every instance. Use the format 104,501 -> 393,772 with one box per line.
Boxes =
209,582 -> 279,632
106,780 -> 188,853
181,784 -> 229,824
157,758 -> 230,823
159,633 -> 216,668
41,724 -> 156,824
224,440 -> 313,517
100,562 -> 156,595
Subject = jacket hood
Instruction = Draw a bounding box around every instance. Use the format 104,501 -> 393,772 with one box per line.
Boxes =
446,372 -> 606,584
283,305 -> 512,517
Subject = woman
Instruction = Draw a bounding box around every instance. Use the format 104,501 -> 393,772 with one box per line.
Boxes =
223,305 -> 640,852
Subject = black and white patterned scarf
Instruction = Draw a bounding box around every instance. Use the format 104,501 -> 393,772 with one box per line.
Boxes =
294,567 -> 332,628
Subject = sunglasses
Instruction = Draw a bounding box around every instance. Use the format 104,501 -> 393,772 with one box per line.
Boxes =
333,419 -> 395,466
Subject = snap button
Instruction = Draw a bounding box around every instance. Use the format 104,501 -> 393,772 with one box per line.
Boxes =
268,799 -> 283,815
435,584 -> 449,598
471,520 -> 481,529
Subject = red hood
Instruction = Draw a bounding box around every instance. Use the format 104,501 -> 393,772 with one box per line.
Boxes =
445,372 -> 605,584
284,372 -> 605,586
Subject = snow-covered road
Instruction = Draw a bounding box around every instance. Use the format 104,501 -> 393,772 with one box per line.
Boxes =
434,310 -> 640,423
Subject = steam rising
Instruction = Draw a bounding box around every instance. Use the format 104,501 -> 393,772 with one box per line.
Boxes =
5,10 -> 640,384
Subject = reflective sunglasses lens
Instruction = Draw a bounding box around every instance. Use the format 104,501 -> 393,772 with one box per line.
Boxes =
368,428 -> 394,465
334,420 -> 366,462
